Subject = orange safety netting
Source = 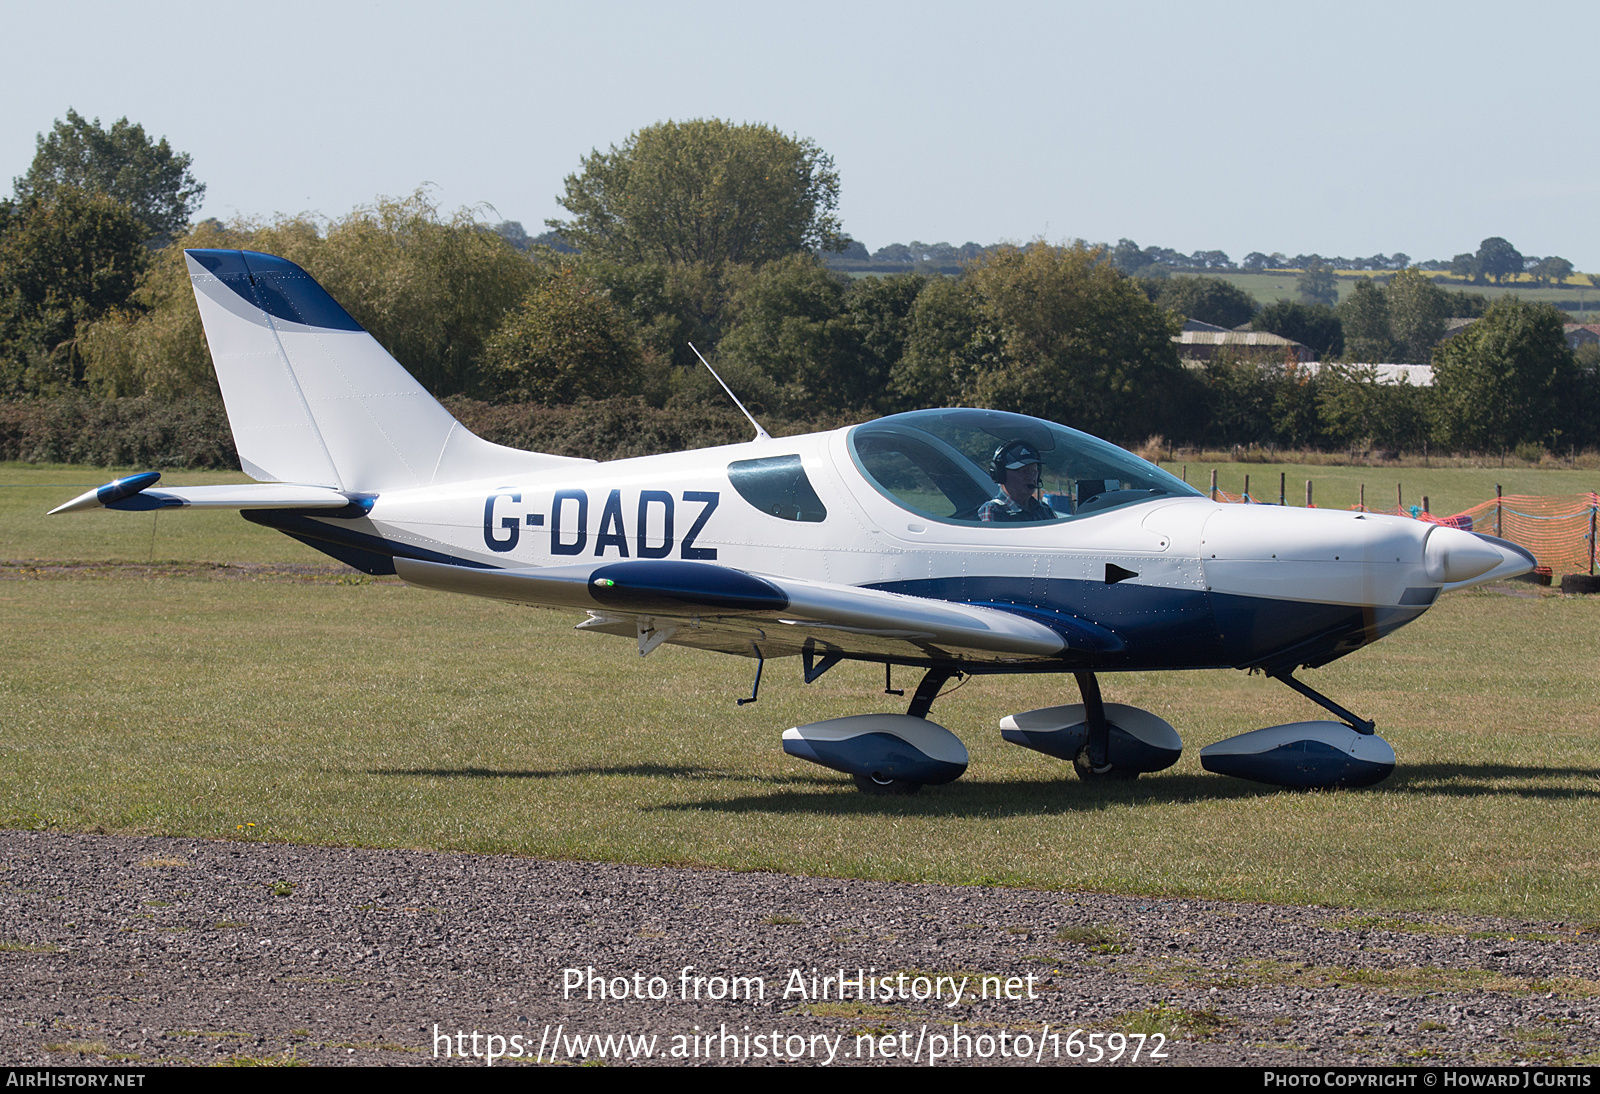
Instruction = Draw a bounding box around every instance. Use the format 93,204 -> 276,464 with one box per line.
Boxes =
1207,489 -> 1600,576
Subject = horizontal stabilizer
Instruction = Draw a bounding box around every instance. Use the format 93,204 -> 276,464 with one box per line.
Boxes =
51,476 -> 357,515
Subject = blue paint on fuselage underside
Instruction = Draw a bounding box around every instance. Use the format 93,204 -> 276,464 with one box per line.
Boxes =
242,510 -> 492,576
869,576 -> 1428,672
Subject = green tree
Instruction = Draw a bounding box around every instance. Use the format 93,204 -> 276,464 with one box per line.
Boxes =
77,192 -> 535,399
14,109 -> 204,244
1339,278 -> 1397,362
961,243 -> 1184,440
1384,268 -> 1448,363
1297,256 -> 1338,306
0,188 -> 148,391
1530,255 -> 1573,288
1253,299 -> 1343,358
716,255 -> 864,412
1270,362 -> 1323,447
1201,351 -> 1277,444
1314,366 -> 1428,452
584,259 -> 733,372
1147,275 -> 1258,328
480,264 -> 659,405
1431,297 -> 1576,451
703,264 -> 930,415
888,275 -> 988,410
77,218 -> 237,396
550,119 -> 843,266
843,273 -> 927,412
1474,237 -> 1523,285
301,193 -> 537,397
1442,288 -> 1489,319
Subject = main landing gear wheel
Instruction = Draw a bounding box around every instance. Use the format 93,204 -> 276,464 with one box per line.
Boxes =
1073,746 -> 1139,782
853,773 -> 923,796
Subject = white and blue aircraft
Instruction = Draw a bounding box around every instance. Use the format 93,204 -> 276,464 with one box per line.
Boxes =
50,250 -> 1535,794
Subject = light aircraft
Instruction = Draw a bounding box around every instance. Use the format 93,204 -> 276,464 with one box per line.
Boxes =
50,250 -> 1535,794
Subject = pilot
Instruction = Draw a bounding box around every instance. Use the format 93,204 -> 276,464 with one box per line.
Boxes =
979,440 -> 1055,523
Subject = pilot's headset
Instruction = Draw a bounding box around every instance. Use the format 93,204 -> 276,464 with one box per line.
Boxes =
990,439 -> 1044,485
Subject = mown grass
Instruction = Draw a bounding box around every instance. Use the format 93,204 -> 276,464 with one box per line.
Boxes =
0,463 -> 325,564
3,463 -> 1599,918
1213,272 -> 1600,314
3,569 -> 1598,917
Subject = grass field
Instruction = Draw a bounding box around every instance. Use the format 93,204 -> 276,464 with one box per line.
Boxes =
1212,272 -> 1600,316
0,464 -> 328,564
4,463 -> 1599,919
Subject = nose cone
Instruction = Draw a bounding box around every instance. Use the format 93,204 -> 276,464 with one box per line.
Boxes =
1425,529 -> 1535,588
1423,526 -> 1507,583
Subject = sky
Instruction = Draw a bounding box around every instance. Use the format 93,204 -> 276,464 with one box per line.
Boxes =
4,1 -> 1595,268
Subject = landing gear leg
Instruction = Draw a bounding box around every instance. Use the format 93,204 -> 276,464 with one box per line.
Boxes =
1072,671 -> 1137,781
854,666 -> 957,797
906,667 -> 956,720
1271,671 -> 1375,734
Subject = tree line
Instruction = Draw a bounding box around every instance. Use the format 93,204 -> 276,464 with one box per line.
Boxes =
839,235 -> 1580,287
1,111 -> 1595,467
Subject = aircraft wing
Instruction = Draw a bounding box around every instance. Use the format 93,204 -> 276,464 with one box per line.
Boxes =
393,557 -> 1071,664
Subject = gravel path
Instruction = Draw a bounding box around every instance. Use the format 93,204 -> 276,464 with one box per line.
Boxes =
2,829 -> 1598,1067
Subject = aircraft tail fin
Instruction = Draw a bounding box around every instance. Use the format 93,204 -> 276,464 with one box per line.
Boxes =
185,249 -> 590,493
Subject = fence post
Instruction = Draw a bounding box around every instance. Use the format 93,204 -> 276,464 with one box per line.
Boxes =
1496,484 -> 1502,539
1423,495 -> 1430,514
1591,495 -> 1596,576
1305,479 -> 1313,507
1396,484 -> 1402,513
1359,483 -> 1365,512
1279,472 -> 1286,507
1210,469 -> 1218,501
1244,473 -> 1250,502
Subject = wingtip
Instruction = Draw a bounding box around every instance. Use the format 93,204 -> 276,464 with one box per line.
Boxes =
47,471 -> 161,515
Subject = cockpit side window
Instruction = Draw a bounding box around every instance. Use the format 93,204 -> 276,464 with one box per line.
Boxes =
851,428 -> 994,520
727,455 -> 828,522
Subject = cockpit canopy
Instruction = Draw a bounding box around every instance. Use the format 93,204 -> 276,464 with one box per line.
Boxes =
846,408 -> 1199,525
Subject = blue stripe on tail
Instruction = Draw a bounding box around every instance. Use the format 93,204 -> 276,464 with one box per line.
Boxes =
186,249 -> 363,331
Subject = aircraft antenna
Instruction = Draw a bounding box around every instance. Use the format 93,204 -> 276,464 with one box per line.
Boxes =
689,342 -> 771,442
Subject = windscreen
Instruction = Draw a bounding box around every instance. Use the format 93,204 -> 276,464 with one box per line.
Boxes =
846,408 -> 1199,525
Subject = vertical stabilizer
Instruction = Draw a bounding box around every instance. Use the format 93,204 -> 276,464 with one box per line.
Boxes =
185,249 -> 589,492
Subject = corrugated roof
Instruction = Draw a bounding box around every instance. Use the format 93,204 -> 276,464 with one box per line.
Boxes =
1174,330 -> 1300,347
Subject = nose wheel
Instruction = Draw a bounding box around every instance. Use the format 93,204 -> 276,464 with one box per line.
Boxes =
1074,671 -> 1126,780
853,773 -> 923,796
1072,746 -> 1139,782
